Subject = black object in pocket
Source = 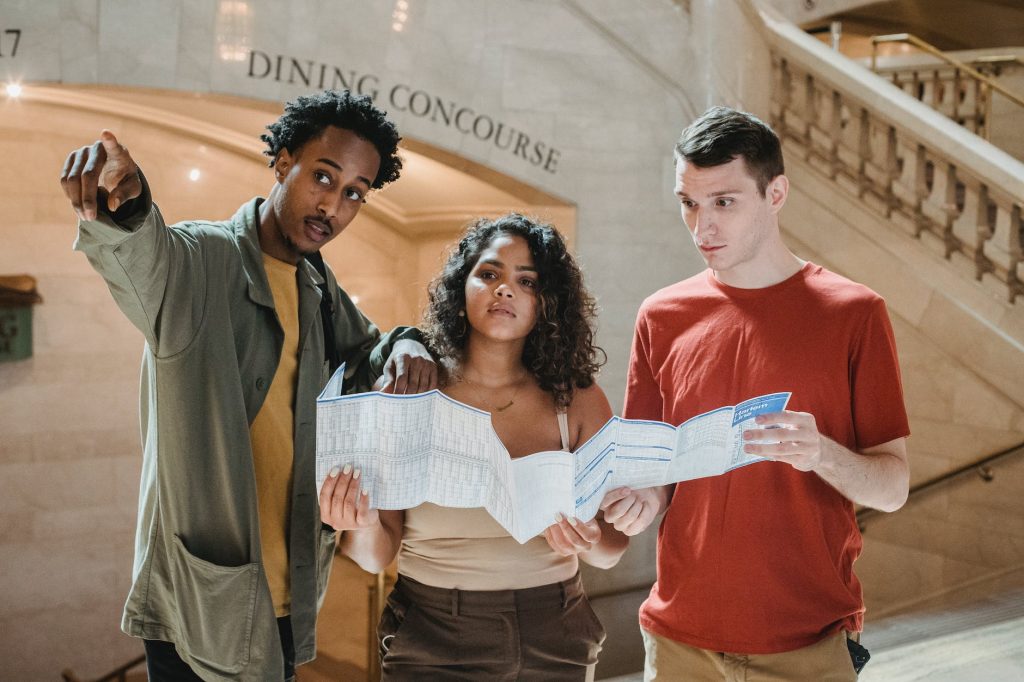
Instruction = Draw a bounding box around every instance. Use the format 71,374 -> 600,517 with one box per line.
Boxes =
847,636 -> 870,674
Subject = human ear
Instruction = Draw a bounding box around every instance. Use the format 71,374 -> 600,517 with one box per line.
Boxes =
767,174 -> 789,213
274,149 -> 293,182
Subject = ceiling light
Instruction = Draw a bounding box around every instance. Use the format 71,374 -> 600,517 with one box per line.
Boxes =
5,83 -> 23,98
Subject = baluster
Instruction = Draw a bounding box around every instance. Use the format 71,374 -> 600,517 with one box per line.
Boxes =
831,98 -> 860,193
883,126 -> 899,217
1015,204 -> 1023,302
913,145 -> 930,239
804,73 -> 816,159
921,152 -> 950,250
931,69 -> 942,109
770,54 -> 784,133
984,197 -> 1023,302
857,108 -> 871,198
951,178 -> 986,278
828,90 -> 842,179
781,59 -> 795,136
972,77 -> 983,136
888,136 -> 919,233
941,163 -> 960,259
951,68 -> 961,124
980,81 -> 991,140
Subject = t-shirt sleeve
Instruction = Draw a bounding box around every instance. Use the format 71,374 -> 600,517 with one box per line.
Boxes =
850,296 -> 911,449
623,306 -> 664,422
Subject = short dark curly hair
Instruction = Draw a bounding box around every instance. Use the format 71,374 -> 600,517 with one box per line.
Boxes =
261,89 -> 402,189
423,213 -> 605,409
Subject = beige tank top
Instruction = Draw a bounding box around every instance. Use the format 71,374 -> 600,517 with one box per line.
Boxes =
398,411 -> 578,590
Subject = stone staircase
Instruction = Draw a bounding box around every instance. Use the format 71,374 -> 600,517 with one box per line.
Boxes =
751,0 -> 1024,652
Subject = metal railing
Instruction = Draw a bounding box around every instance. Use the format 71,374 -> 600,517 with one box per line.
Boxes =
857,440 -> 1024,530
870,33 -> 1024,140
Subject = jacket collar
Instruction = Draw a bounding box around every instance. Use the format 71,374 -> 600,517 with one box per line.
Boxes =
232,198 -> 325,309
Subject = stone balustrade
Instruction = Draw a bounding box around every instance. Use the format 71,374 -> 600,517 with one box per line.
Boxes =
876,64 -> 991,136
871,52 -> 1024,159
769,54 -> 1023,304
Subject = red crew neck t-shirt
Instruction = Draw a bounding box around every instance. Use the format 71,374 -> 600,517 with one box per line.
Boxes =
624,263 -> 909,654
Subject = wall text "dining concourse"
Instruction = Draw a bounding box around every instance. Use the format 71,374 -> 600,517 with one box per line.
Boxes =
248,50 -> 561,175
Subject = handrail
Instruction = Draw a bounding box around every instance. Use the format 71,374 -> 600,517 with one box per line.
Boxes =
870,33 -> 1024,110
968,55 -> 1024,70
858,440 -> 1024,530
61,654 -> 146,682
871,54 -> 1024,75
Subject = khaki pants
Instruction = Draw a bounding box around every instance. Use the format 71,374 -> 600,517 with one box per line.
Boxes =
641,629 -> 858,682
379,573 -> 604,681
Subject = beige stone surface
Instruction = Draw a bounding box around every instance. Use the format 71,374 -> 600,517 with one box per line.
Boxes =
2,1 -> 1023,680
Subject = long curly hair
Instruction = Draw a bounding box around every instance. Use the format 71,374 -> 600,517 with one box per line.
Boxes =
261,89 -> 402,189
423,213 -> 605,409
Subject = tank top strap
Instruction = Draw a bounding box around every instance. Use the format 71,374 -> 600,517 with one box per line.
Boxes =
557,410 -> 570,451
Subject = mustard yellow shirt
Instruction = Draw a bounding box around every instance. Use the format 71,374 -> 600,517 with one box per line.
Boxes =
250,254 -> 299,616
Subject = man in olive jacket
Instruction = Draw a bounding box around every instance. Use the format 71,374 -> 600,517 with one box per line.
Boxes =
60,91 -> 436,682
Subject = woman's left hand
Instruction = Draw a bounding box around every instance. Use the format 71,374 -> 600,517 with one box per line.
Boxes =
542,513 -> 602,556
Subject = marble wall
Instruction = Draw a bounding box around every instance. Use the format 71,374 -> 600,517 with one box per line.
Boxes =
3,1 -> 1020,680
2,0 -> 711,401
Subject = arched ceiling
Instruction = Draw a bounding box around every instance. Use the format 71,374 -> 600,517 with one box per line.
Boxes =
20,85 -> 573,240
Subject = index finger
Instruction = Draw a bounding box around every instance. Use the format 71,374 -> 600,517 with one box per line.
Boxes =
318,466 -> 341,520
743,427 -> 786,442
405,360 -> 431,394
752,411 -> 799,427
378,361 -> 397,394
599,486 -> 632,510
571,518 -> 602,543
80,140 -> 111,221
60,148 -> 88,218
390,356 -> 409,394
100,129 -> 125,157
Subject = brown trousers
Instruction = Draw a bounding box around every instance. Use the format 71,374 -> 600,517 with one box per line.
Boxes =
378,573 -> 605,681
641,629 -> 859,682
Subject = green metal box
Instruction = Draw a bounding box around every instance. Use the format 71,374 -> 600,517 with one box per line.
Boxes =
0,275 -> 42,363
0,306 -> 33,361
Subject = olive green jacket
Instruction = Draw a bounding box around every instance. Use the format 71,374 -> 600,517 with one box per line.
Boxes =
74,176 -> 414,681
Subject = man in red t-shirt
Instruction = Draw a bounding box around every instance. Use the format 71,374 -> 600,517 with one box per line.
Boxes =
601,106 -> 910,680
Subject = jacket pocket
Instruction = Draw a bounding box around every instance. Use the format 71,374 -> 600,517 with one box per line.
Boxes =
315,526 -> 337,609
170,534 -> 259,674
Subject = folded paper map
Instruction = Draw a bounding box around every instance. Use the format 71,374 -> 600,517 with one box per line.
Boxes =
316,365 -> 790,543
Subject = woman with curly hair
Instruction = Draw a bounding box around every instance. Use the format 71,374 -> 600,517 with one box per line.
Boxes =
321,213 -> 629,680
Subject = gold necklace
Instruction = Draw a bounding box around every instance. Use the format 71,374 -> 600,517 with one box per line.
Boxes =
462,372 -> 528,413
